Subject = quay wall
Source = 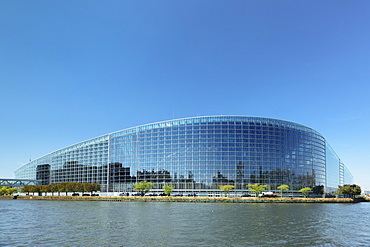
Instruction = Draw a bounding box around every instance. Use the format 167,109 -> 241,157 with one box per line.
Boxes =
1,195 -> 367,203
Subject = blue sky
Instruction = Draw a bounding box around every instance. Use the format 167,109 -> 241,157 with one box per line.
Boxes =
1,1 -> 369,190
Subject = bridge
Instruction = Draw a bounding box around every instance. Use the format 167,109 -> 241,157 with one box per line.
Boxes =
0,178 -> 39,188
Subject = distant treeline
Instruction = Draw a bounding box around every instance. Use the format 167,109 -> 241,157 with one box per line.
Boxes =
21,182 -> 100,196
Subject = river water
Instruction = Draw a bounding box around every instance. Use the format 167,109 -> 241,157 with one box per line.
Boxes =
1,199 -> 369,246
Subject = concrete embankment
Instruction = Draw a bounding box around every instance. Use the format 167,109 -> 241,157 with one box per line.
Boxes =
1,195 -> 368,203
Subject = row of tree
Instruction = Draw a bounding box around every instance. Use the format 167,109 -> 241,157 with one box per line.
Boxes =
9,181 -> 359,197
21,182 -> 100,196
133,181 -> 315,197
0,186 -> 18,195
133,180 -> 362,198
133,180 -> 175,196
218,183 -> 312,197
219,183 -> 362,198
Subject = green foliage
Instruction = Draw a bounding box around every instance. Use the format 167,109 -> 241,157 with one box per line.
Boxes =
277,184 -> 289,191
83,183 -> 93,193
50,183 -> 60,196
19,182 -> 101,196
8,187 -> 18,195
0,186 -> 8,195
134,180 -> 154,196
313,185 -> 324,195
247,183 -> 268,196
32,185 -> 40,195
338,184 -> 361,198
0,186 -> 18,195
299,187 -> 312,198
163,185 -> 174,196
277,184 -> 289,197
58,182 -> 68,195
21,185 -> 31,194
219,185 -> 235,197
66,182 -> 83,193
90,183 -> 100,193
39,185 -> 50,195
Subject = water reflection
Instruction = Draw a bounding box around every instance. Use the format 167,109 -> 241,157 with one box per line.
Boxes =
0,200 -> 369,246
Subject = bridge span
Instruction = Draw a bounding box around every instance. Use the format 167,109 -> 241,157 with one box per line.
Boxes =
0,178 -> 38,188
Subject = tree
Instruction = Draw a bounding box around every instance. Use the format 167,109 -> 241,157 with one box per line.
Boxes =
0,186 -> 8,195
66,183 -> 75,194
32,185 -> 41,196
338,184 -> 361,198
277,184 -> 289,197
1,186 -> 18,195
81,183 -> 100,195
21,185 -> 32,195
92,183 -> 100,194
66,182 -> 82,194
163,185 -> 174,196
312,185 -> 324,195
50,183 -> 60,196
58,182 -> 68,196
134,180 -> 154,196
299,187 -> 312,198
6,187 -> 18,195
82,183 -> 100,195
247,183 -> 268,196
39,185 -> 50,196
83,183 -> 92,194
220,185 -> 235,197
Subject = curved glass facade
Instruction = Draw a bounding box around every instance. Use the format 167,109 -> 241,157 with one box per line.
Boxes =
14,116 -> 353,194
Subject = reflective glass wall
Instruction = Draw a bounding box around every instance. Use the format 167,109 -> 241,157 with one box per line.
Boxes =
14,116 -> 353,193
108,116 -> 327,192
326,144 -> 340,192
14,136 -> 110,191
343,163 -> 354,185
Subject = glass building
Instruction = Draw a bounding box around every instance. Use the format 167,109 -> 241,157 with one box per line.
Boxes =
14,116 -> 353,195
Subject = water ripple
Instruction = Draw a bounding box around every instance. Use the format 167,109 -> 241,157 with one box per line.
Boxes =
0,200 -> 369,246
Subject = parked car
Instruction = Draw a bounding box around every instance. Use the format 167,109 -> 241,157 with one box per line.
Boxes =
91,194 -> 99,196
241,194 -> 252,197
119,192 -> 129,196
72,193 -> 80,196
145,193 -> 158,196
172,194 -> 183,197
82,194 -> 90,196
131,192 -> 142,196
187,193 -> 197,197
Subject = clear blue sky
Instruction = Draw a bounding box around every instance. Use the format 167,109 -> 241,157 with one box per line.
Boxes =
1,1 -> 369,190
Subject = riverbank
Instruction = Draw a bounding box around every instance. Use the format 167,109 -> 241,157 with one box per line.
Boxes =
1,195 -> 368,203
